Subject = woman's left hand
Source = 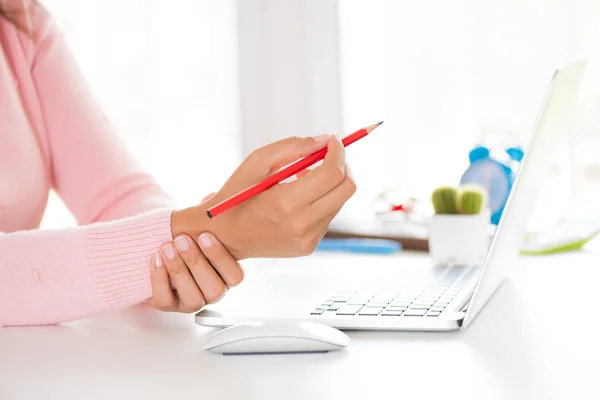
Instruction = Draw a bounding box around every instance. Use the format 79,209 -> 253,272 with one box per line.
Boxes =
148,232 -> 244,313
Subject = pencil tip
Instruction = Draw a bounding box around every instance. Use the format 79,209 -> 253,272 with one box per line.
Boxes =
364,121 -> 384,133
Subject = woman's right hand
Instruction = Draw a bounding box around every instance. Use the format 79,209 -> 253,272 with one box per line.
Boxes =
172,133 -> 356,260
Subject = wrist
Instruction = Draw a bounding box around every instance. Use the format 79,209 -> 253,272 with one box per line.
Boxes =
171,205 -> 208,239
170,200 -> 247,260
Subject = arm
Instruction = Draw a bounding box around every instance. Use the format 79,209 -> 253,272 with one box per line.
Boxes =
0,6 -> 356,327
0,7 -> 176,327
0,211 -> 173,327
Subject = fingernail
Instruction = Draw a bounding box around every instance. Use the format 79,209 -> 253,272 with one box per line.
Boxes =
199,233 -> 213,248
313,134 -> 330,143
175,236 -> 190,252
154,253 -> 163,268
335,132 -> 342,141
162,244 -> 175,260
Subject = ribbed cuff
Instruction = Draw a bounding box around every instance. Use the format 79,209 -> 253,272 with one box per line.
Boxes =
85,208 -> 174,308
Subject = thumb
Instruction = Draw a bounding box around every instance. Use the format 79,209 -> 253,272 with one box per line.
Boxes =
323,132 -> 346,171
250,134 -> 331,178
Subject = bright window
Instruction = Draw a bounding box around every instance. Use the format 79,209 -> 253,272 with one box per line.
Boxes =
41,0 -> 240,227
338,0 -> 600,221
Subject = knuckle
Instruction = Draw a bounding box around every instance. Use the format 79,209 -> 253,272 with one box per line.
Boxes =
191,297 -> 206,312
205,285 -> 227,304
153,296 -> 174,311
186,253 -> 207,269
166,261 -> 187,275
345,176 -> 357,195
326,164 -> 345,184
181,298 -> 204,314
275,198 -> 294,217
203,241 -> 226,260
229,267 -> 245,287
246,148 -> 261,163
289,217 -> 309,237
283,136 -> 303,149
244,149 -> 267,172
297,235 -> 318,255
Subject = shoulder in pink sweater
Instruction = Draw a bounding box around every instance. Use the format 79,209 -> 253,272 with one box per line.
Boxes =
0,5 -> 176,326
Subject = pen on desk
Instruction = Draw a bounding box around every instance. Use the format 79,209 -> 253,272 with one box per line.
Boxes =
206,121 -> 384,218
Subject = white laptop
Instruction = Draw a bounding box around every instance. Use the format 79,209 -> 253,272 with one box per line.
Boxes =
196,58 -> 588,332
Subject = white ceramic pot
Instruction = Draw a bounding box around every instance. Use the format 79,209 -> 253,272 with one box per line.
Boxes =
428,209 -> 491,266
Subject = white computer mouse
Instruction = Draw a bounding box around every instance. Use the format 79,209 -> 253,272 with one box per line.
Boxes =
202,320 -> 350,355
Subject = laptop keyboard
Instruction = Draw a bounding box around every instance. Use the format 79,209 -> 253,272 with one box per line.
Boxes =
310,265 -> 476,318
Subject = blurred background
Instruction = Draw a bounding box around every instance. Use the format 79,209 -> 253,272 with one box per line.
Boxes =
41,0 -> 600,233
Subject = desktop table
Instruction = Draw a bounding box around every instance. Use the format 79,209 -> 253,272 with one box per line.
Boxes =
1,249 -> 599,400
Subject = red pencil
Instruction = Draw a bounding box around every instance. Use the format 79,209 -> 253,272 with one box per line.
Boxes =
206,121 -> 383,218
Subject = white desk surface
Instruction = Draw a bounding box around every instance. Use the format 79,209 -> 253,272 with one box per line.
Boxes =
2,249 -> 600,400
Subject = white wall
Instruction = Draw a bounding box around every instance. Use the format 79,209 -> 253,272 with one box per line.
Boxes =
236,0 -> 342,155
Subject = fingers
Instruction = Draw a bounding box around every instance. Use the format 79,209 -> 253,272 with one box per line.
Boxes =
160,242 -> 206,313
323,133 -> 346,173
197,232 -> 244,288
291,165 -> 356,234
173,235 -> 228,304
247,134 -> 331,179
308,173 -> 356,218
289,206 -> 342,256
149,254 -> 178,312
277,133 -> 347,204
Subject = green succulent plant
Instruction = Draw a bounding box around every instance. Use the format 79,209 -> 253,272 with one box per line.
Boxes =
457,184 -> 487,215
431,186 -> 458,214
431,184 -> 487,215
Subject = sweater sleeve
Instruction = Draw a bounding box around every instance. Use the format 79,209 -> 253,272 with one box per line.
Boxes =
0,210 -> 174,327
0,7 -> 178,327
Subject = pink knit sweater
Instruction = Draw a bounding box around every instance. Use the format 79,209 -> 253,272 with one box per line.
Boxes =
0,7 -> 178,326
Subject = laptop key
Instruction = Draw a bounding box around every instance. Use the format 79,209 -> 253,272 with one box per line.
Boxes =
368,300 -> 390,307
403,309 -> 427,316
347,300 -> 369,305
359,307 -> 384,316
327,304 -> 341,311
389,302 -> 412,307
385,307 -> 407,312
413,301 -> 435,306
336,305 -> 364,315
311,310 -> 324,315
381,310 -> 404,316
